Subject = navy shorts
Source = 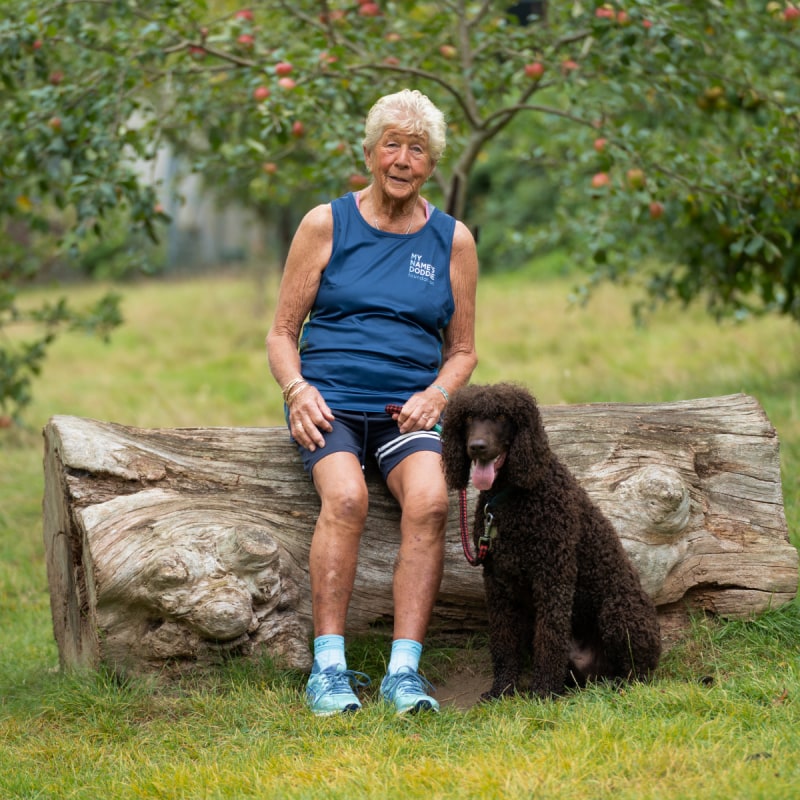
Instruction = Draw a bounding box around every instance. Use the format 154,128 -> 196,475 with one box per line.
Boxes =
291,409 -> 442,480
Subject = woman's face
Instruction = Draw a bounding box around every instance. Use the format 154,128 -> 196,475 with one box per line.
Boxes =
365,126 -> 436,202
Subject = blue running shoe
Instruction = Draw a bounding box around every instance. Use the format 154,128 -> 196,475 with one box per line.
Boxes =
380,666 -> 440,715
306,663 -> 371,717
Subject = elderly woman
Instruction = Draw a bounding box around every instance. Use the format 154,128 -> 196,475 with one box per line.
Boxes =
266,89 -> 478,716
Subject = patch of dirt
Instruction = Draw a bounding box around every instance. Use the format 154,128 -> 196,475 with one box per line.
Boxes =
437,668 -> 491,709
434,645 -> 492,710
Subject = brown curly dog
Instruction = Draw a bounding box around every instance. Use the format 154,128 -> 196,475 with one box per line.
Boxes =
442,382 -> 661,700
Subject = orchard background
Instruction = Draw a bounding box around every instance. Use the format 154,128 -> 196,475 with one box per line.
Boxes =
2,7 -> 800,795
1,0 -> 799,420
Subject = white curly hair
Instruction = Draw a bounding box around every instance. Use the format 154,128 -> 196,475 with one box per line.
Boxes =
362,89 -> 446,164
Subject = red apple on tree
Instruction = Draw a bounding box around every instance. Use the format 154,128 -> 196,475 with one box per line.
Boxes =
785,5 -> 800,22
595,6 -> 615,19
591,172 -> 611,189
593,137 -> 608,153
278,77 -> 296,90
262,162 -> 278,174
234,9 -> 254,21
439,45 -> 457,59
253,86 -> 270,101
48,116 -> 62,132
358,2 -> 381,16
561,59 -> 579,73
348,174 -> 369,189
275,62 -> 293,76
237,34 -> 254,47
648,201 -> 665,220
291,121 -> 305,138
524,62 -> 545,80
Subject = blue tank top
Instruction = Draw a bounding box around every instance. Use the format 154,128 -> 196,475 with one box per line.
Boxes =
298,192 -> 456,412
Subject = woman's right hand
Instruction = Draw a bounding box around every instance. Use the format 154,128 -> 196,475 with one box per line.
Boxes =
288,383 -> 334,452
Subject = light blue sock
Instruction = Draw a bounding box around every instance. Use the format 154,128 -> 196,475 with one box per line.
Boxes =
387,638 -> 423,675
314,634 -> 346,671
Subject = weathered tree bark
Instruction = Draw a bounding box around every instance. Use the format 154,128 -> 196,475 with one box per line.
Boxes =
42,394 -> 797,676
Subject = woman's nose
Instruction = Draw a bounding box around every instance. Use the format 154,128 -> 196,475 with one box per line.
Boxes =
394,146 -> 411,166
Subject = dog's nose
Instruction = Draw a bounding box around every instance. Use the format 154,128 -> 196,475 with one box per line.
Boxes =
467,439 -> 490,459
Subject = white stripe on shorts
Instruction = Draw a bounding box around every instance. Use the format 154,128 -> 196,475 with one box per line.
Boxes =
375,429 -> 441,470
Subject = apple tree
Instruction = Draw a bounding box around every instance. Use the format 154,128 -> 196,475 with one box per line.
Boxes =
1,0 -> 798,421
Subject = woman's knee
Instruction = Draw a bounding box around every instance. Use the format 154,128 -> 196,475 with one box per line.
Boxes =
318,479 -> 369,526
403,485 -> 449,531
313,455 -> 369,526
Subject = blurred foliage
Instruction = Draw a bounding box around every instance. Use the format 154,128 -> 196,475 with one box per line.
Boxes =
0,0 -> 798,418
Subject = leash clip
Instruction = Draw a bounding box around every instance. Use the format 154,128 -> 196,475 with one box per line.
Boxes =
479,504 -> 496,552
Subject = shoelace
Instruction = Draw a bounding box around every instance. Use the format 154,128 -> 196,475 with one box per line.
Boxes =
383,669 -> 436,697
317,668 -> 371,696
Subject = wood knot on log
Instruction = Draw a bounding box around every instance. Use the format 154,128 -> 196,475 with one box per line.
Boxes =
617,465 -> 691,538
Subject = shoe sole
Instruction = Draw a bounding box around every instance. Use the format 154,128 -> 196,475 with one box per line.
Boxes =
395,699 -> 440,715
310,702 -> 361,717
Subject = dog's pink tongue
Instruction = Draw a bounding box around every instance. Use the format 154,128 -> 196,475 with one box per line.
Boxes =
471,460 -> 496,491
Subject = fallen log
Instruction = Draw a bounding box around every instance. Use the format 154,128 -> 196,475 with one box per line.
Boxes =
41,393 -> 798,676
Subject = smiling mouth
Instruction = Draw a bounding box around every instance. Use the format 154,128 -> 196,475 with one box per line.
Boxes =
470,454 -> 507,491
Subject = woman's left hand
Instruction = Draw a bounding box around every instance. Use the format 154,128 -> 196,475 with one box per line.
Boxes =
390,387 -> 446,433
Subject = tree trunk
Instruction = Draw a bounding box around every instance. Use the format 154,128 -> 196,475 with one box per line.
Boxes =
42,393 -> 797,677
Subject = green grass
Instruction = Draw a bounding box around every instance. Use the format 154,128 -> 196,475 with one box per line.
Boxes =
1,268 -> 799,799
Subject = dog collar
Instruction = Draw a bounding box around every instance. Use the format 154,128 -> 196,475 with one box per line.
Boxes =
459,487 -> 516,566
480,488 -> 515,551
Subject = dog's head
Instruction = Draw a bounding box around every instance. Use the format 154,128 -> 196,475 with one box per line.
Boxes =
441,382 -> 552,492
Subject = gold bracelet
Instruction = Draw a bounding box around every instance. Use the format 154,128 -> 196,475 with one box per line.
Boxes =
281,377 -> 305,403
286,382 -> 310,407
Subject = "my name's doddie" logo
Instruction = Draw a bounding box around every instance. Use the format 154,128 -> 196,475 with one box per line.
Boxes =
408,252 -> 436,284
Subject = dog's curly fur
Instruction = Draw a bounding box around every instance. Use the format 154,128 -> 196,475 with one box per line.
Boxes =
442,382 -> 661,700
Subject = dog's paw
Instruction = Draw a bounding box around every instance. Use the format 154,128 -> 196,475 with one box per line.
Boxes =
528,682 -> 567,700
480,684 -> 517,702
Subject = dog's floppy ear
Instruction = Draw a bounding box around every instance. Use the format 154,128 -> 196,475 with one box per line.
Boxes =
504,387 -> 552,490
440,387 -> 473,490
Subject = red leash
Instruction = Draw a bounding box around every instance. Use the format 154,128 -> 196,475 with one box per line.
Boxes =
384,403 -> 441,434
459,488 -> 487,566
384,403 -> 404,419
